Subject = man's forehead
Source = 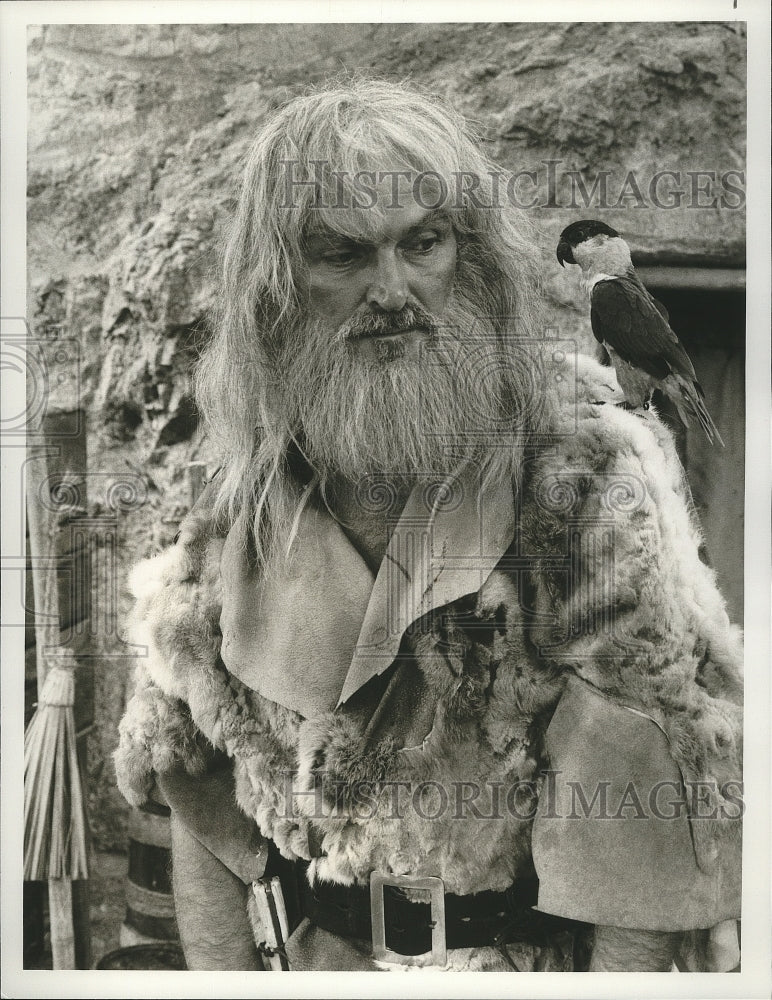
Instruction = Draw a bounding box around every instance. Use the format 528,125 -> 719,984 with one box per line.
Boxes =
297,159 -> 451,239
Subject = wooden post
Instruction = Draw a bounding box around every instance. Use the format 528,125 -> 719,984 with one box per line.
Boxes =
25,432 -> 92,969
48,879 -> 75,970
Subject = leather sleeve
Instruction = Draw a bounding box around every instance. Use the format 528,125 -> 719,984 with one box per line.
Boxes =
158,761 -> 269,886
531,676 -> 741,931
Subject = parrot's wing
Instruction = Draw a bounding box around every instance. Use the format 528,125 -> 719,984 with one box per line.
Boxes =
590,276 -> 696,383
650,294 -> 669,322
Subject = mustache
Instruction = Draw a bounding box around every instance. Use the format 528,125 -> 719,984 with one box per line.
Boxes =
339,305 -> 439,340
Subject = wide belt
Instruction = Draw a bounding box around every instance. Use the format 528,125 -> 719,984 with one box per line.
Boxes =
296,863 -> 585,967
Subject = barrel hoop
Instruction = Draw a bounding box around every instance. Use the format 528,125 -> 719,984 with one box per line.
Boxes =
124,908 -> 178,942
129,810 -> 172,850
125,880 -> 176,919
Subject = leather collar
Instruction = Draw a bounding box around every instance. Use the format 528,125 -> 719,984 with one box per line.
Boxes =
219,467 -> 515,719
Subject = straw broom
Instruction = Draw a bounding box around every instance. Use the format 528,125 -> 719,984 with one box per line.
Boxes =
24,449 -> 89,968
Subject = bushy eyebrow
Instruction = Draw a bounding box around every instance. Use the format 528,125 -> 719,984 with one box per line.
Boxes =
402,210 -> 452,236
304,210 -> 452,251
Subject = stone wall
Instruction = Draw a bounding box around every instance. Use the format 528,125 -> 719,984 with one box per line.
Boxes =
27,21 -> 746,848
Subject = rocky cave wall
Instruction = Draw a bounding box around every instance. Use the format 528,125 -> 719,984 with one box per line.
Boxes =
26,21 -> 746,848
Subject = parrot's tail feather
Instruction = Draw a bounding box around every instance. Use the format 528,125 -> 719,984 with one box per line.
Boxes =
669,377 -> 724,447
694,395 -> 725,448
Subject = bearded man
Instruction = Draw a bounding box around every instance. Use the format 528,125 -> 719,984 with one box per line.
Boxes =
115,79 -> 743,974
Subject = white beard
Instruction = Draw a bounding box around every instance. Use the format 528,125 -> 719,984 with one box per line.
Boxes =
273,294 -> 530,484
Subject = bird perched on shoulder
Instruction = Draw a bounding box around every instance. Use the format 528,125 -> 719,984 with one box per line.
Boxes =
556,219 -> 724,446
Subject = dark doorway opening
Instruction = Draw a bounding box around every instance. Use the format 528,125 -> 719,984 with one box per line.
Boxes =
648,286 -> 745,624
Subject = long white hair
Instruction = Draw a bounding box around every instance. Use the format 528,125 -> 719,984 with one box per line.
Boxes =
195,77 -> 548,568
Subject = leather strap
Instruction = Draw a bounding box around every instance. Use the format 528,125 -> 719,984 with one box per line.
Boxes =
296,865 -> 583,956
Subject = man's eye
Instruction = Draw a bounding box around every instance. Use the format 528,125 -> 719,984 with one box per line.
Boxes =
404,234 -> 440,254
322,247 -> 362,266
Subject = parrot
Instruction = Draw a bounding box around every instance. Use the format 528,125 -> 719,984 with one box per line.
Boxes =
556,219 -> 724,446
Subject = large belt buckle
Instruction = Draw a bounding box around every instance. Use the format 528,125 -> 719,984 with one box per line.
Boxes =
370,871 -> 447,968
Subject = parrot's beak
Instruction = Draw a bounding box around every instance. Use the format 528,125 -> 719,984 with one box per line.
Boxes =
556,239 -> 575,267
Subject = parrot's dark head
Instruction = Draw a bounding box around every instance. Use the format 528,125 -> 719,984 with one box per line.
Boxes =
556,219 -> 621,267
556,219 -> 634,278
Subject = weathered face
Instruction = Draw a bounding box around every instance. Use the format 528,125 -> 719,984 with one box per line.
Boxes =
274,170 -> 523,482
298,175 -> 457,363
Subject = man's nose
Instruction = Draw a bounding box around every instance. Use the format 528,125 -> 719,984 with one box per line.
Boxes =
366,251 -> 408,311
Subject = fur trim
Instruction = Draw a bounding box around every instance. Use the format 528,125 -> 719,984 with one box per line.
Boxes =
114,665 -> 216,807
115,353 -> 742,892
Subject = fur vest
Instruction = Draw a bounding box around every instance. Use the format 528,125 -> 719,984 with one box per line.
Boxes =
115,353 -> 742,922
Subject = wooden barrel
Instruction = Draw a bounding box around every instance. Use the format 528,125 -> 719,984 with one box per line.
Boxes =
120,800 -> 178,946
95,943 -> 186,970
